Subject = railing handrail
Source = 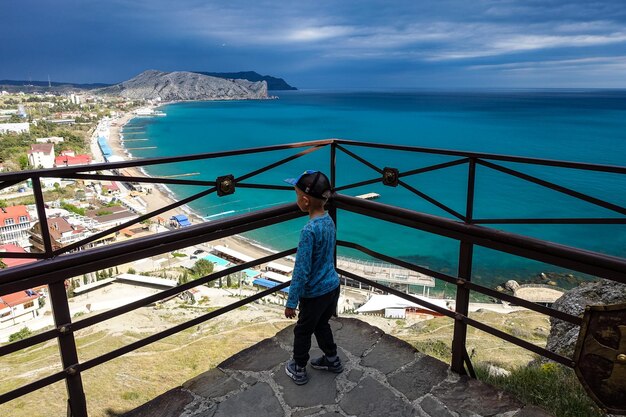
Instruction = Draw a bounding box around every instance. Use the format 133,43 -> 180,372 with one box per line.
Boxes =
0,202 -> 304,294
334,139 -> 626,174
1,138 -> 625,184
333,193 -> 626,282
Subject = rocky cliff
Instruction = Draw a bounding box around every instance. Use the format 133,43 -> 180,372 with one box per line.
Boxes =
194,71 -> 296,90
546,279 -> 626,359
96,70 -> 268,101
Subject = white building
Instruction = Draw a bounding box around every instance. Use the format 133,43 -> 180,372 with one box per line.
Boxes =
36,136 -> 64,144
0,205 -> 32,246
0,122 -> 29,134
27,143 -> 55,169
0,290 -> 41,328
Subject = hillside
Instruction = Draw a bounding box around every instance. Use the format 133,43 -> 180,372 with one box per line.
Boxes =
94,70 -> 269,101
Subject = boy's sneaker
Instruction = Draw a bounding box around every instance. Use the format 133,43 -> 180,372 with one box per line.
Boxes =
310,355 -> 343,373
285,359 -> 309,385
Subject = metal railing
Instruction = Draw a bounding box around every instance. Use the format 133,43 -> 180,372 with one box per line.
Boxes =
0,139 -> 624,416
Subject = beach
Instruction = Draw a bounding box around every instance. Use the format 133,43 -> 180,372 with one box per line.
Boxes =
104,110 -> 286,265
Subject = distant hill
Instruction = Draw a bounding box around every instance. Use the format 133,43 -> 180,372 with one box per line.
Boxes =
94,70 -> 268,101
0,79 -> 110,89
194,71 -> 296,90
0,80 -> 110,93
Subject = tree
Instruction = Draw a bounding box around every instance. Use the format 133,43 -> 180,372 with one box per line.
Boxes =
18,155 -> 29,170
0,200 -> 7,209
0,260 -> 6,269
192,259 -> 214,278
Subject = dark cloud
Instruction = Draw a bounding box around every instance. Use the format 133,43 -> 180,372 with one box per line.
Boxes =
1,0 -> 625,87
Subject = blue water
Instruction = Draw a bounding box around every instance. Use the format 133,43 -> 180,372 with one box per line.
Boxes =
123,90 -> 626,288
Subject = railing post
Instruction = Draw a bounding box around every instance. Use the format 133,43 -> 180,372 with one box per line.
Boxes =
50,281 -> 89,417
329,141 -> 338,268
451,158 -> 476,375
31,177 -> 54,257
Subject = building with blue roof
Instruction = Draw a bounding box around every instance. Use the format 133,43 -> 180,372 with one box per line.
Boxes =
170,214 -> 191,228
252,278 -> 290,294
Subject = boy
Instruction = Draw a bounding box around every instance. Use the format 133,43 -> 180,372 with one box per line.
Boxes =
283,170 -> 342,385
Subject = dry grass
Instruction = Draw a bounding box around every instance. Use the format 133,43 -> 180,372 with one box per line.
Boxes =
0,303 -> 291,417
393,309 -> 551,368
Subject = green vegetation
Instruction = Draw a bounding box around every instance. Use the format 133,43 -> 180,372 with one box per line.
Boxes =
191,259 -> 214,279
0,92 -> 137,171
8,327 -> 32,342
171,252 -> 187,258
121,391 -> 140,401
61,201 -> 86,216
475,362 -> 604,417
95,210 -> 113,216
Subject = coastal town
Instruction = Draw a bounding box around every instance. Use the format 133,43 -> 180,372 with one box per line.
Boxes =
0,89 -> 441,342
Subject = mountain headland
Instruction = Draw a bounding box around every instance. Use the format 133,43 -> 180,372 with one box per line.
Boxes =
95,70 -> 269,101
0,70 -> 295,94
193,71 -> 296,90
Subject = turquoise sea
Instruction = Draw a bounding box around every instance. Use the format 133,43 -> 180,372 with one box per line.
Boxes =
122,90 -> 626,290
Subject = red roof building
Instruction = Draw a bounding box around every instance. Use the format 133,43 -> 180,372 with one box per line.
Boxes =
55,153 -> 92,167
0,244 -> 37,268
0,289 -> 40,324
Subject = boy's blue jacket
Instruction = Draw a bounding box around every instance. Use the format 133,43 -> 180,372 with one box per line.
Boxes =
286,213 -> 340,309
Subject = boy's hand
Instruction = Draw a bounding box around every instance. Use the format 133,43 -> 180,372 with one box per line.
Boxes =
284,307 -> 297,319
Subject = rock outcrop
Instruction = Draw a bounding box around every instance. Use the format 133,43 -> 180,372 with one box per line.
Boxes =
194,71 -> 296,90
96,70 -> 268,101
546,279 -> 626,359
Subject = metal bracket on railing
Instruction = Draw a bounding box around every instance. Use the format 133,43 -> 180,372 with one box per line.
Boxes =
382,167 -> 399,187
216,174 -> 235,196
58,323 -> 73,334
65,364 -> 79,376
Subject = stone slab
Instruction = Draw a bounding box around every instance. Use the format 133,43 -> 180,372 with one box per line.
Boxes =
431,376 -> 523,417
418,394 -> 457,417
347,369 -> 363,383
218,337 -> 290,371
274,360 -> 338,408
183,368 -> 242,399
361,334 -> 417,374
333,318 -> 383,357
121,388 -> 194,417
388,355 -> 449,401
339,376 -> 417,417
213,382 -> 283,417
273,324 -> 295,347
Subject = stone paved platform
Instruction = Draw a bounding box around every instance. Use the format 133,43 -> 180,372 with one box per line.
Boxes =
122,317 -> 553,417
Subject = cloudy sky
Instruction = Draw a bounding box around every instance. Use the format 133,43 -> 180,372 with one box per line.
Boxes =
1,0 -> 626,88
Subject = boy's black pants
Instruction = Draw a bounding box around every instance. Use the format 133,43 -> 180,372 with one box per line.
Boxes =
293,286 -> 340,367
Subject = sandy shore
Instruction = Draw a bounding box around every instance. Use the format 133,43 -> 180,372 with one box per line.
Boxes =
106,111 -> 287,264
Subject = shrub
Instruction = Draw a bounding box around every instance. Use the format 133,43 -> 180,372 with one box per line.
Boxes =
9,327 -> 32,342
475,362 -> 604,417
121,391 -> 139,401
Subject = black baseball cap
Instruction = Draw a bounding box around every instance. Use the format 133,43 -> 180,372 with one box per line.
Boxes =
284,170 -> 332,199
